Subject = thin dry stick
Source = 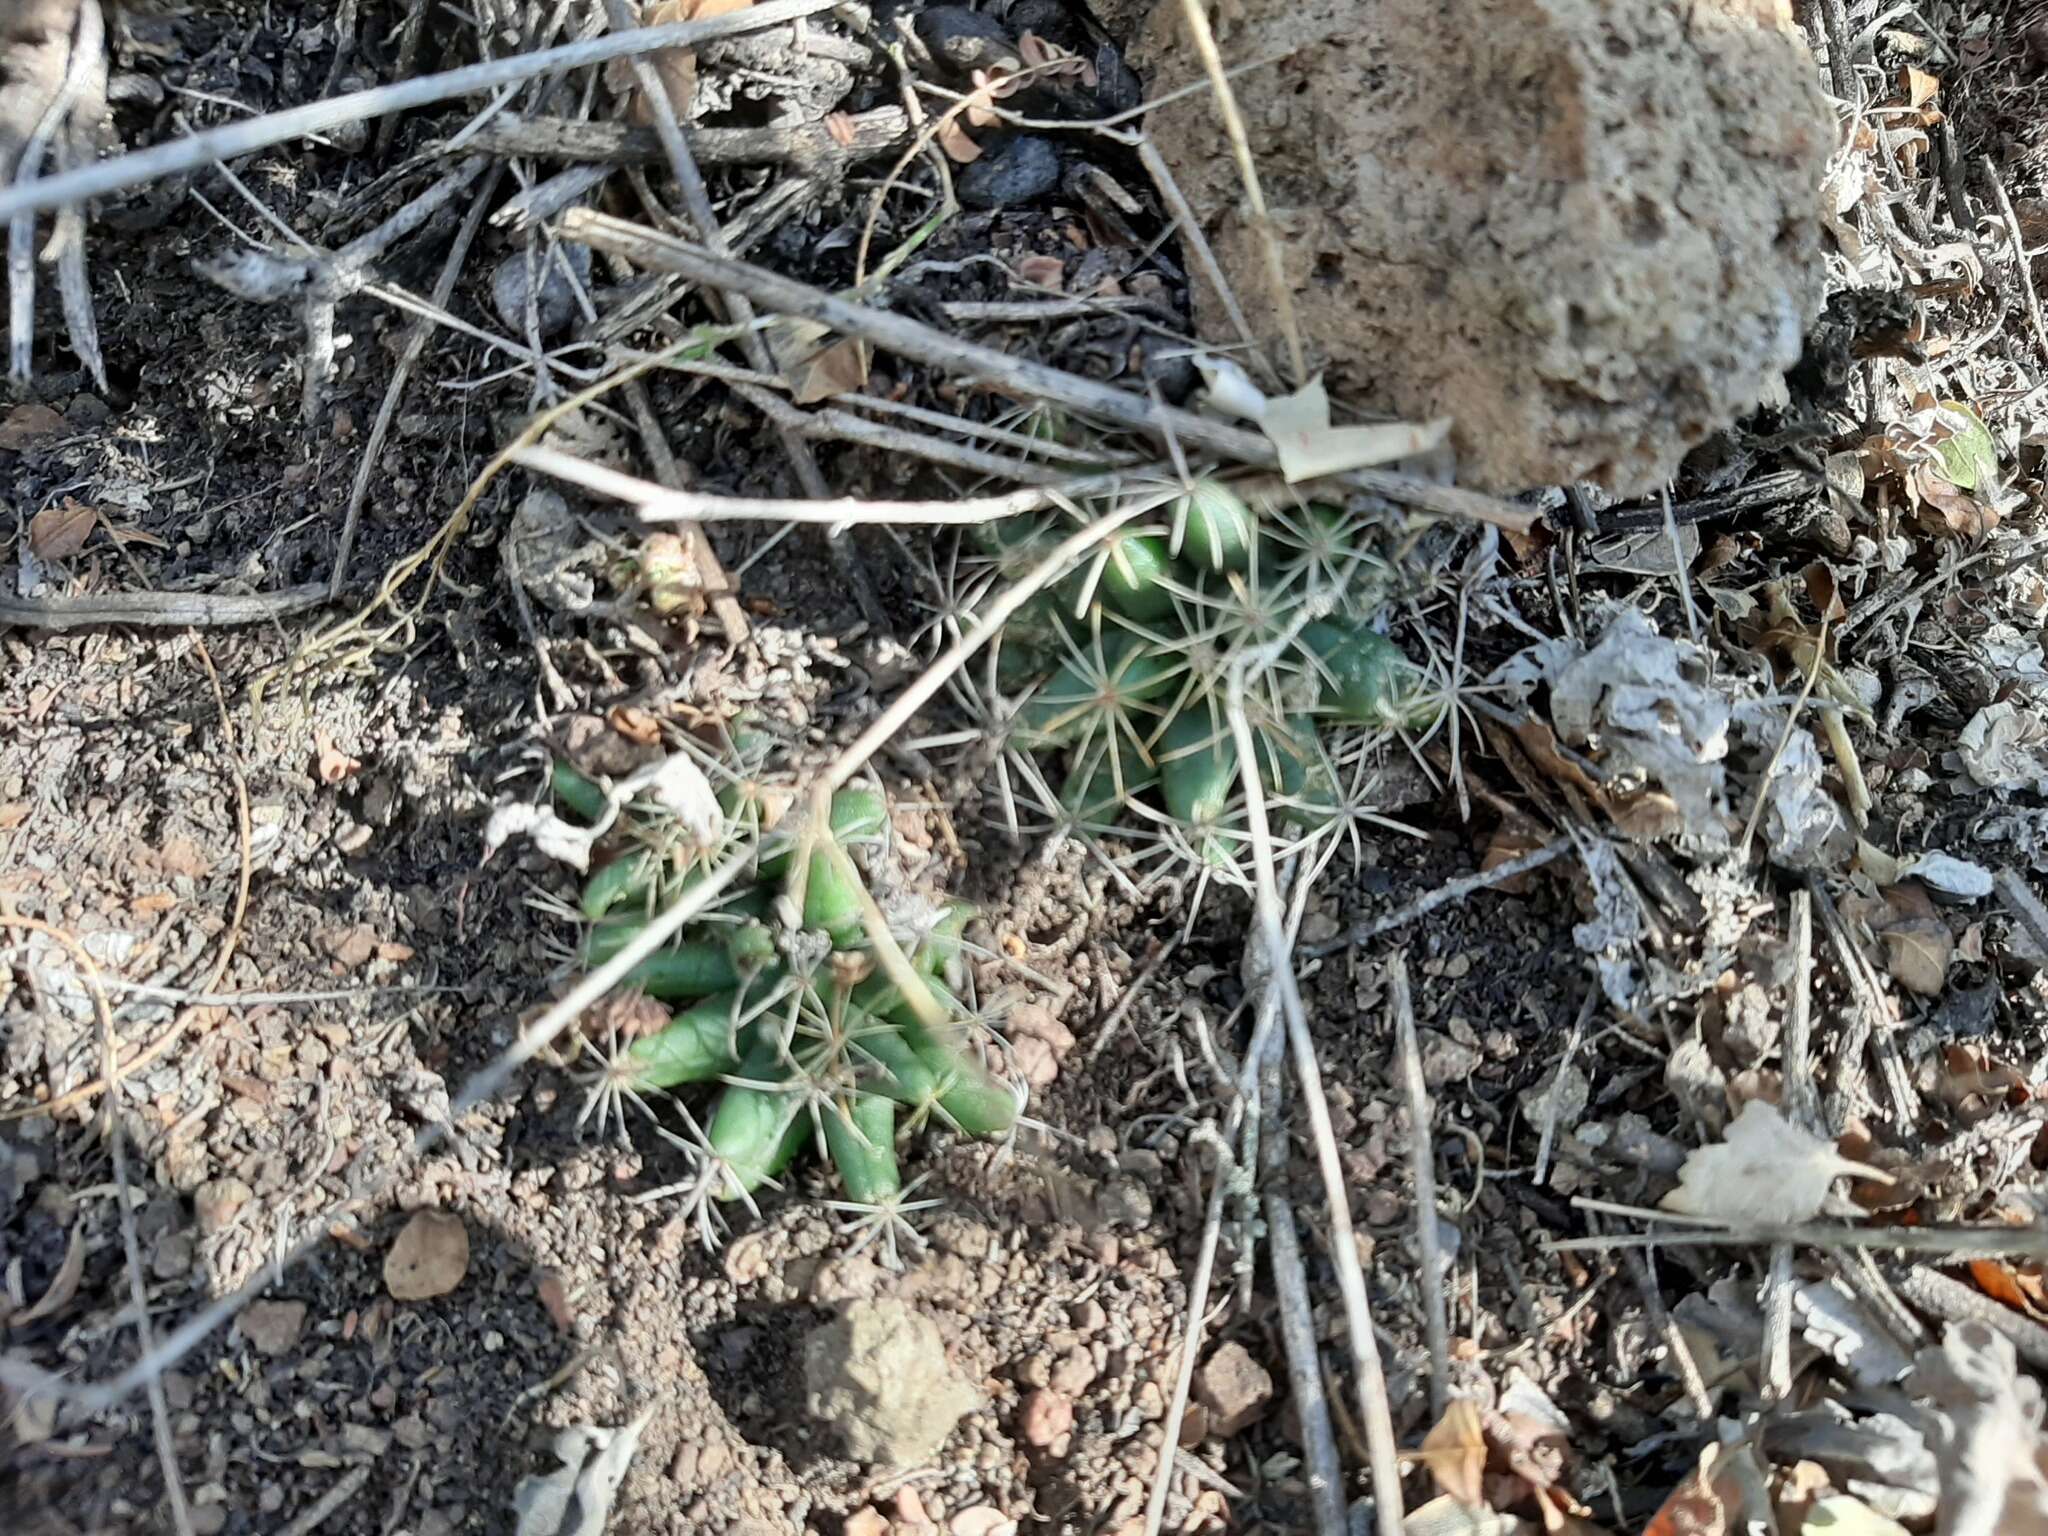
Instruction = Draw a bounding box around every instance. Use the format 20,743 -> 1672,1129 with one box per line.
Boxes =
1259,1052 -> 1349,1536
731,380 -> 1075,487
1761,890 -> 1815,1404
1224,677 -> 1404,1536
1737,612 -> 1829,859
1303,840 -> 1568,956
1984,155 -> 2048,363
1083,938 -> 1180,1066
1531,986 -> 1595,1188
1609,1219 -> 1715,1422
1133,136 -> 1259,364
1390,953 -> 1448,1420
0,584 -> 326,632
1140,1132 -> 1239,1536
0,0 -> 841,221
513,443 -> 1089,522
1147,873 -> 1327,1536
329,166 -> 501,597
0,915 -> 194,1533
1172,0 -> 1304,383
1996,867 -> 2048,960
276,1466 -> 374,1536
600,0 -> 882,626
558,209 -> 1538,533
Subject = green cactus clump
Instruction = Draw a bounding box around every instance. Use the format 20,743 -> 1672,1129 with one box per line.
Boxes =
964,479 -> 1442,892
545,733 -> 1019,1241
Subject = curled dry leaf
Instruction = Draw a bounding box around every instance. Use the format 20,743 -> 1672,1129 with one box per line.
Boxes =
28,498 -> 98,560
1661,1098 -> 1891,1226
936,111 -> 985,163
1415,1398 -> 1488,1508
790,335 -> 871,404
512,1410 -> 654,1536
607,0 -> 752,124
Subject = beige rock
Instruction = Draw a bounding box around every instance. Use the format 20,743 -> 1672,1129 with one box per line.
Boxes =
193,1176 -> 252,1235
383,1209 -> 470,1301
803,1298 -> 980,1465
844,1509 -> 892,1536
1193,1340 -> 1273,1437
1138,0 -> 1832,494
1017,1387 -> 1074,1450
234,1299 -> 306,1357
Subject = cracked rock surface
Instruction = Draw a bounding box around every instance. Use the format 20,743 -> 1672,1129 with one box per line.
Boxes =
1138,0 -> 1833,493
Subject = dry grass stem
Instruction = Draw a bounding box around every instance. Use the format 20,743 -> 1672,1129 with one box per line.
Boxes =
1391,953 -> 1448,1419
0,0 -> 840,221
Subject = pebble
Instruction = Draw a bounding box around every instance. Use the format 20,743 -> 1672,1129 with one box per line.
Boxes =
193,1176 -> 252,1235
235,1299 -> 306,1358
957,135 -> 1061,209
948,1508 -> 1014,1536
1018,1387 -> 1074,1449
844,1509 -> 892,1536
1049,1348 -> 1098,1396
1192,1341 -> 1273,1437
490,241 -> 591,338
384,1209 -> 470,1301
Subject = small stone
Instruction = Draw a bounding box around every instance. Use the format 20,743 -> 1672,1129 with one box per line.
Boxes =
948,1509 -> 1014,1536
895,1488 -> 931,1528
1048,1348 -> 1097,1396
803,1298 -> 980,1465
1178,1403 -> 1211,1446
188,1507 -> 227,1536
384,1210 -> 470,1301
235,1299 -> 306,1358
1193,1341 -> 1273,1437
1018,1387 -> 1074,1450
342,1423 -> 391,1457
958,135 -> 1061,210
844,1510 -> 892,1536
393,1415 -> 433,1451
1012,1036 -> 1060,1087
490,242 -> 592,339
193,1176 -> 252,1235
913,7 -> 1018,76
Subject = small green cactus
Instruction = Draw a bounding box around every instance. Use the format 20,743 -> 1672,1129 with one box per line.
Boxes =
963,478 -> 1441,893
546,734 -> 1020,1240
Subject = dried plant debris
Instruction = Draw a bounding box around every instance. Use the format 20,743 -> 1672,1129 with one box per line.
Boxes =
1661,1099 -> 1889,1227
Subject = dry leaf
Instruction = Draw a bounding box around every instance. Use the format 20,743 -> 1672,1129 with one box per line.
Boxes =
1261,374 -> 1452,482
28,498 -> 99,560
1642,1440 -> 1775,1536
10,1224 -> 86,1325
1661,1099 -> 1890,1225
607,705 -> 662,747
1015,253 -> 1066,290
313,729 -> 362,785
1415,1398 -> 1488,1508
936,112 -> 985,163
0,402 -> 69,449
610,0 -> 751,122
1880,916 -> 1952,996
789,335 -> 871,405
